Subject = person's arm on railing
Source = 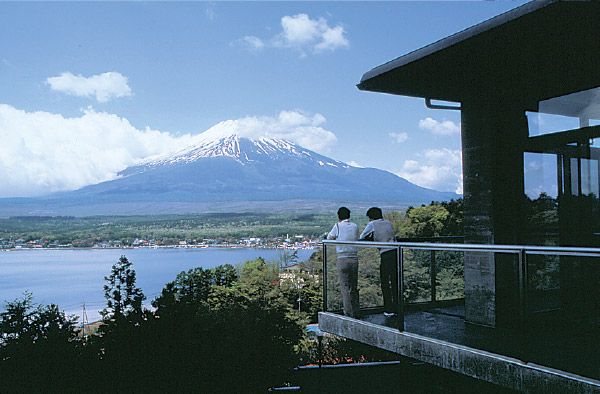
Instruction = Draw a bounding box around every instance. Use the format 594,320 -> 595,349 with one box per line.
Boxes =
327,223 -> 339,240
360,221 -> 374,241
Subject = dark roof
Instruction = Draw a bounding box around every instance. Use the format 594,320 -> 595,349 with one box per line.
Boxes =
357,0 -> 600,109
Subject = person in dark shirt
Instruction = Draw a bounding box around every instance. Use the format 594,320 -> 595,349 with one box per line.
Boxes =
360,207 -> 398,317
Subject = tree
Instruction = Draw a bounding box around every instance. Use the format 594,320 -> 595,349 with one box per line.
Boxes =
389,199 -> 464,239
441,198 -> 464,236
213,263 -> 238,286
0,292 -> 78,345
100,255 -> 145,320
398,204 -> 449,238
0,293 -> 80,393
278,249 -> 299,269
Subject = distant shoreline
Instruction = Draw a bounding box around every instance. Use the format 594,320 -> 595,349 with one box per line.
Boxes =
1,245 -> 318,252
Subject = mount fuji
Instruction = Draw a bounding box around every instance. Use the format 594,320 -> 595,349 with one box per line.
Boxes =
1,129 -> 458,216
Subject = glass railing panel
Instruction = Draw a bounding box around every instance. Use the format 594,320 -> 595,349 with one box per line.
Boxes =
402,249 -> 431,303
324,243 -> 342,313
546,254 -> 600,328
433,250 -> 464,302
324,243 -> 386,314
527,253 -> 560,313
356,246 -> 383,310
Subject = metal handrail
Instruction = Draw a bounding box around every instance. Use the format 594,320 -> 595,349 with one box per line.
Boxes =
322,240 -> 600,257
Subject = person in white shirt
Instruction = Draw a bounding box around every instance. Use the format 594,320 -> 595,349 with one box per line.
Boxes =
360,207 -> 398,317
327,207 -> 360,318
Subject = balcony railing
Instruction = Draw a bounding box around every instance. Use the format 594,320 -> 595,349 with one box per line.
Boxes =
321,240 -> 600,370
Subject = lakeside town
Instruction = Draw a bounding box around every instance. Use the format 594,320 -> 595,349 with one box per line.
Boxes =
0,234 -> 320,251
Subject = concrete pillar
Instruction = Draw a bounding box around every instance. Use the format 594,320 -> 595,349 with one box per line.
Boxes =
461,100 -> 528,327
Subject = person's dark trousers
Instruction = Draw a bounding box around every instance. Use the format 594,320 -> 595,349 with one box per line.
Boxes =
380,249 -> 399,314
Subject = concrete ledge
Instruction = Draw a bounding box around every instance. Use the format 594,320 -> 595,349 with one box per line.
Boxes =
319,312 -> 600,394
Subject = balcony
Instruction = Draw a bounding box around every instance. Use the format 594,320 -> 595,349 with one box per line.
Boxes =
319,240 -> 600,393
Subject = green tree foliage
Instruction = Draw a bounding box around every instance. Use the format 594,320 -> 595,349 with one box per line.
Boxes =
395,199 -> 463,238
440,198 -> 464,237
0,293 -> 80,393
279,270 -> 322,321
100,255 -> 145,320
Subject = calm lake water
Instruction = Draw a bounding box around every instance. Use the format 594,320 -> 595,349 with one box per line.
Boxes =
0,247 -> 316,322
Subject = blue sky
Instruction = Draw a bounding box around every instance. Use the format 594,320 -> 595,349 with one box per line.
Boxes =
0,1 -> 529,198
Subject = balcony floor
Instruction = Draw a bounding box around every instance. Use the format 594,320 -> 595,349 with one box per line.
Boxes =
320,305 -> 600,393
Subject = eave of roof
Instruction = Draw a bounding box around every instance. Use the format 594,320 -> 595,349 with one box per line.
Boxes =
357,0 -> 600,107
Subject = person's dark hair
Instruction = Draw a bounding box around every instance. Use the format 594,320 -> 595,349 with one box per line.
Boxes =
366,207 -> 383,220
337,207 -> 350,220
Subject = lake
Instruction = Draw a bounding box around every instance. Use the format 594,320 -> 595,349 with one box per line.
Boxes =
0,247 -> 316,322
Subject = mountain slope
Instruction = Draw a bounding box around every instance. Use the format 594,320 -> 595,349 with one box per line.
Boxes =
75,133 -> 455,202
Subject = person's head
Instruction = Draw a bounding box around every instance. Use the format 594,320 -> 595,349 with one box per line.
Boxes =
337,207 -> 351,221
366,207 -> 383,221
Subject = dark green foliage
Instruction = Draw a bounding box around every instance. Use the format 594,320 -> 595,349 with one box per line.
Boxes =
403,250 -> 432,303
357,248 -> 384,307
0,293 -> 81,393
523,192 -> 559,245
522,193 -> 560,290
280,270 -> 323,320
393,198 -> 463,238
435,251 -> 465,300
440,198 -> 464,237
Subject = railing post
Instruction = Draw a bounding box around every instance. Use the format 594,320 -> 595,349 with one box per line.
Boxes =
431,250 -> 437,304
518,248 -> 528,362
322,242 -> 328,313
398,246 -> 404,332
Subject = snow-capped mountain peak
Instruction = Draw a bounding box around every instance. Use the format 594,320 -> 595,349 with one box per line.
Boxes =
140,128 -> 347,169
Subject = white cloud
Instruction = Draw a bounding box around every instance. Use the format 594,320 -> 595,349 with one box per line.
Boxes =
418,117 -> 460,136
315,25 -> 348,52
237,13 -> 348,56
397,148 -> 463,194
280,14 -> 321,46
46,72 -> 133,103
0,105 -> 191,197
389,132 -> 408,144
199,110 -> 337,153
241,36 -> 265,51
206,2 -> 216,20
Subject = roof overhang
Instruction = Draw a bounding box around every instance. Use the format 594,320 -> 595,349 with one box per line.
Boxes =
357,0 -> 600,110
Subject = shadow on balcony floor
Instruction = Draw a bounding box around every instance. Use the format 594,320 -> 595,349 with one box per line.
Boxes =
359,304 -> 600,382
